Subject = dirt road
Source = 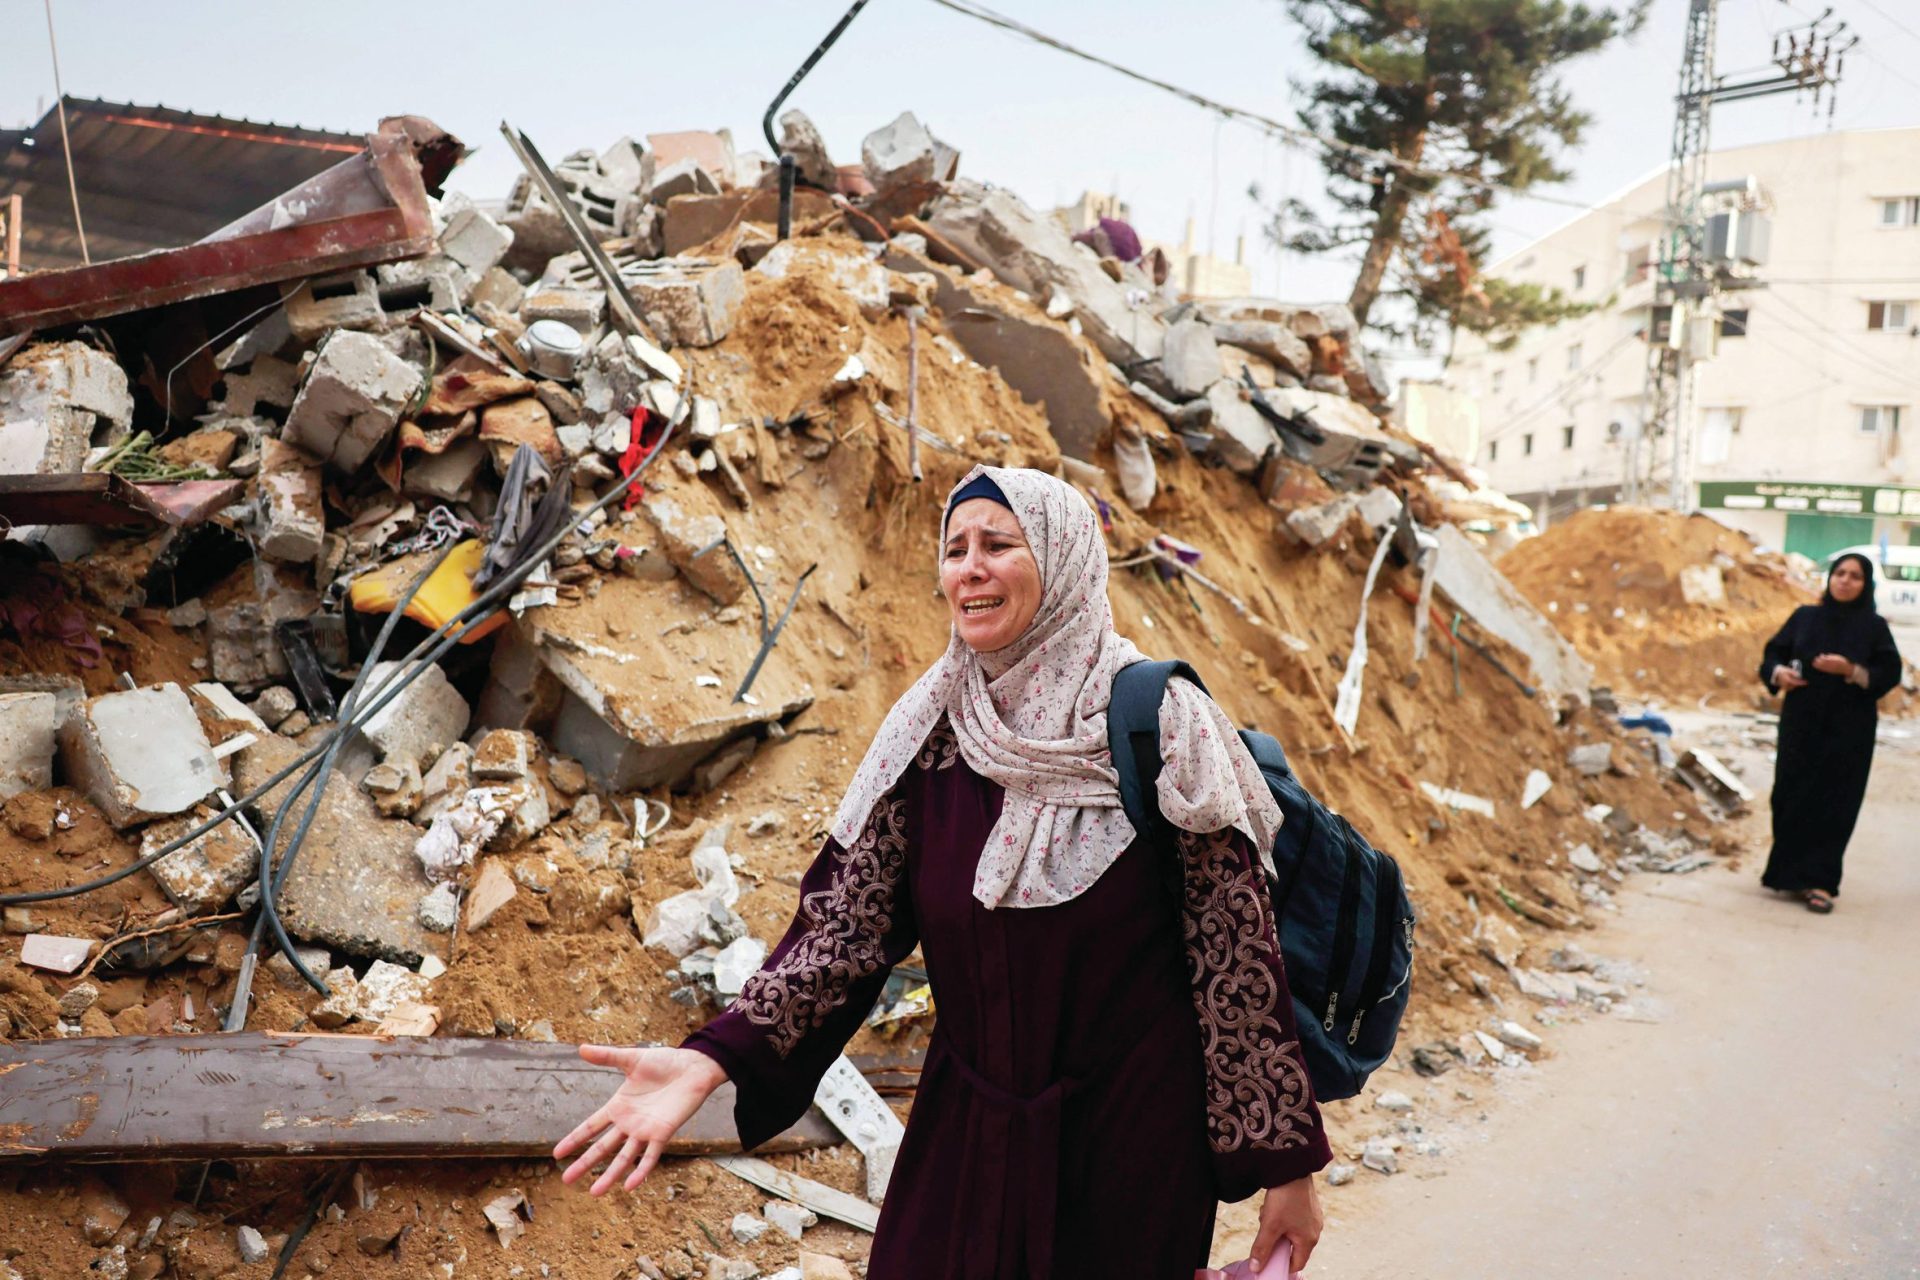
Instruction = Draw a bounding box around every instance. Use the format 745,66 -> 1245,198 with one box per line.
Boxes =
1285,714 -> 1920,1279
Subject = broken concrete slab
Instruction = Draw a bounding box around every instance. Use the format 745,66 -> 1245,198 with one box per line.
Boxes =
465,859 -> 518,931
0,340 -> 134,475
926,181 -> 1164,371
358,660 -> 470,769
640,488 -> 747,605
282,331 -> 423,474
1202,381 -> 1280,473
436,191 -> 515,281
649,157 -> 721,206
58,684 -> 221,829
140,806 -> 259,914
1212,319 -> 1312,379
624,258 -> 745,347
885,246 -> 1107,460
402,436 -> 489,504
1162,318 -> 1223,399
0,691 -> 58,801
861,111 -> 943,189
256,439 -> 325,564
1431,523 -> 1593,707
235,734 -> 435,963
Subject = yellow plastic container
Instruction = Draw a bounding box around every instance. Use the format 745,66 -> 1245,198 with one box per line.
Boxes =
347,539 -> 508,645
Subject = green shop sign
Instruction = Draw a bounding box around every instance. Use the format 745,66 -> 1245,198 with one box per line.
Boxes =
1698,480 -> 1920,517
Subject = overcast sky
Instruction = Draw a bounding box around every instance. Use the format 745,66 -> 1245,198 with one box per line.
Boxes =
6,0 -> 1918,368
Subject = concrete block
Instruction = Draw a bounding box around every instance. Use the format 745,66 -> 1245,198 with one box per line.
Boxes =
649,157 -> 720,205
465,859 -> 518,931
472,622 -> 565,737
59,684 -> 221,829
189,683 -> 269,734
861,112 -> 938,189
756,241 -> 889,317
1285,495 -> 1359,548
640,489 -> 746,604
374,257 -> 466,314
256,439 -> 325,564
0,674 -> 84,732
416,741 -> 473,822
358,661 -> 470,768
778,109 -> 838,188
1202,381 -> 1279,474
926,182 -> 1164,370
626,259 -> 745,347
600,135 -> 656,196
521,286 -> 608,337
140,806 -> 258,913
470,267 -> 527,315
472,728 -> 539,782
212,355 -> 300,419
436,192 -> 515,280
285,270 -> 385,342
0,341 -> 133,474
282,331 -> 423,474
234,733 -> 435,963
401,436 -> 488,504
1163,318 -> 1223,399
1213,320 -> 1313,379
0,691 -> 58,800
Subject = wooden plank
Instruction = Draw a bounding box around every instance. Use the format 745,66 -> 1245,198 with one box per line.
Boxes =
0,1034 -> 839,1163
0,473 -> 245,528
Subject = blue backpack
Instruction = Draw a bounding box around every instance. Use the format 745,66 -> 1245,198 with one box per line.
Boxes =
1108,660 -> 1415,1102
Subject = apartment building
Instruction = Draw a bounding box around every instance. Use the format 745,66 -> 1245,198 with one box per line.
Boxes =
1447,127 -> 1920,561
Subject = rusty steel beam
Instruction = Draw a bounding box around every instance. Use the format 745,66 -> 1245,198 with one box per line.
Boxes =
0,1034 -> 839,1163
0,126 -> 441,338
0,473 -> 245,528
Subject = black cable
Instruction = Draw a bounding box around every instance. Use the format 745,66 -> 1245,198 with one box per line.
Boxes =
760,0 -> 874,153
0,412 -> 678,910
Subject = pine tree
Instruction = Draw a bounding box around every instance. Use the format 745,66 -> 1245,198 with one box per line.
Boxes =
1270,0 -> 1646,346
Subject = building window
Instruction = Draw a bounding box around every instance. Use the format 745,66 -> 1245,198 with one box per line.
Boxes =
1491,369 -> 1504,396
1573,264 -> 1587,291
1860,405 -> 1903,434
1868,301 -> 1913,330
1523,432 -> 1535,456
1879,197 -> 1920,227
1561,425 -> 1575,449
1567,342 -> 1583,371
1526,356 -> 1539,384
1625,243 -> 1653,284
1487,440 -> 1499,462
1721,309 -> 1749,338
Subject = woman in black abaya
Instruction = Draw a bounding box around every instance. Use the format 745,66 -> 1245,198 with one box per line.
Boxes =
1758,553 -> 1904,912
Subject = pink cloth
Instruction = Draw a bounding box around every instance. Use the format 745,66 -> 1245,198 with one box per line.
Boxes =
1198,1239 -> 1300,1279
828,464 -> 1281,909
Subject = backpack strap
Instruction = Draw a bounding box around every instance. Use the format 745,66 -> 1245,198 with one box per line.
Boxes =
1107,659 -> 1209,844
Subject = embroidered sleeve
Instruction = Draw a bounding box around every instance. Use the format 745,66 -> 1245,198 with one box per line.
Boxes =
1178,826 -> 1332,1198
682,776 -> 921,1151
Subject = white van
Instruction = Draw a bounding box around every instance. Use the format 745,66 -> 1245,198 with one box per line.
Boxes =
1826,545 -> 1920,623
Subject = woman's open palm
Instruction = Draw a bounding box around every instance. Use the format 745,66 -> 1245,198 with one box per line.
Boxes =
554,1045 -> 728,1196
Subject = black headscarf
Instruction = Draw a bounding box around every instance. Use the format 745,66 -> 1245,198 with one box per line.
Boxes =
1811,552 -> 1882,661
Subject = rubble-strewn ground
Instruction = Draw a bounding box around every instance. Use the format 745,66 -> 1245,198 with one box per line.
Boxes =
1496,506 -> 1835,709
2,117 -> 1738,1280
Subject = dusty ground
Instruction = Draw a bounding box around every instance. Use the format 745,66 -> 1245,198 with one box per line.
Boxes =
1215,710 -> 1920,1277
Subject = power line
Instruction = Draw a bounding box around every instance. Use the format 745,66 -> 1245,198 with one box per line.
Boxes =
1855,0 -> 1920,50
1761,288 -> 1920,385
1478,331 -> 1643,446
921,0 -> 1613,215
41,0 -> 87,265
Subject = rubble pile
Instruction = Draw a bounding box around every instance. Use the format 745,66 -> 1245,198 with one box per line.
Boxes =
3,107 -> 1717,1278
1497,507 -> 1830,707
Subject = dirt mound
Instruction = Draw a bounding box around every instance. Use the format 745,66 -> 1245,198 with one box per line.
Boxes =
1498,506 -> 1818,707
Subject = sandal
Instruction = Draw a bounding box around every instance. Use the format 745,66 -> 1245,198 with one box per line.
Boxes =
1803,890 -> 1834,914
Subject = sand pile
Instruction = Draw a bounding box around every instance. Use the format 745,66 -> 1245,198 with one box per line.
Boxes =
1498,507 -> 1818,707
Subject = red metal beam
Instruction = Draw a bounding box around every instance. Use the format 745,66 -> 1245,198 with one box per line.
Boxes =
0,129 -> 438,337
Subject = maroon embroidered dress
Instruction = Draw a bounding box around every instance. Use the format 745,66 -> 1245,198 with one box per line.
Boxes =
685,722 -> 1330,1278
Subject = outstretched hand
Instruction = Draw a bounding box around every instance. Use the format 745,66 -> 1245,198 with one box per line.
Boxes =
1773,664 -> 1808,691
1811,653 -> 1854,677
553,1045 -> 728,1196
1251,1174 -> 1323,1273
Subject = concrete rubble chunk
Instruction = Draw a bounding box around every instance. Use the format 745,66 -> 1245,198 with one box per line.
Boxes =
1212,319 -> 1313,379
641,490 -> 747,604
756,242 -> 889,318
0,692 -> 58,801
1162,318 -> 1223,399
1568,743 -> 1614,777
927,181 -> 1163,369
141,807 -> 259,914
730,1214 -> 769,1246
249,687 -> 299,730
236,1227 -> 269,1266
362,760 -> 424,819
1201,381 -> 1279,474
416,742 -> 474,823
282,331 -> 423,474
1432,524 -> 1594,707
417,881 -> 460,933
600,136 -> 656,196
21,933 -> 93,974
649,157 -> 720,205
762,1201 -> 816,1241
713,937 -> 767,1000
778,110 -> 838,189
235,734 -> 435,963
58,684 -> 221,829
472,729 -> 540,781
256,439 -> 326,564
522,286 -> 608,336
437,191 -> 515,280
626,258 -> 746,347
358,661 -> 471,769
861,111 -> 955,189
0,340 -> 135,475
